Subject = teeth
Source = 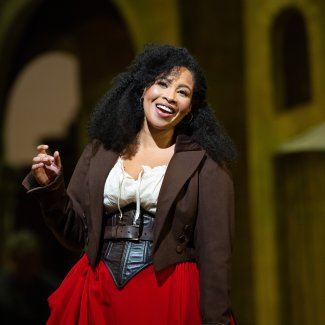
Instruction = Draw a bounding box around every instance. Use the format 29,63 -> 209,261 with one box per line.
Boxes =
156,104 -> 173,113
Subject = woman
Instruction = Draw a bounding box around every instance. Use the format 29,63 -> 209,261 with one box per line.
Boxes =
23,44 -> 236,325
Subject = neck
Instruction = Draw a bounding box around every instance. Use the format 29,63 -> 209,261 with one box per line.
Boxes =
139,122 -> 175,149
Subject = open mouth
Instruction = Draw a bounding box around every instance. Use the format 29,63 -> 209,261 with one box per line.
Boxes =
156,104 -> 175,115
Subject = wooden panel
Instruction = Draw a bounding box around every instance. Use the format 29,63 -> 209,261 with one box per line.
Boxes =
275,152 -> 325,324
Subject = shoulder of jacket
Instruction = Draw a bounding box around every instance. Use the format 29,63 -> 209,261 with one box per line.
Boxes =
201,152 -> 233,179
87,139 -> 107,157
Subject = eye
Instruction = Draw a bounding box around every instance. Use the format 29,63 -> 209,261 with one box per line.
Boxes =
156,80 -> 168,88
178,89 -> 190,97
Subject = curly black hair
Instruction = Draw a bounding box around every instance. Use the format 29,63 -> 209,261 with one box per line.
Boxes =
88,43 -> 236,165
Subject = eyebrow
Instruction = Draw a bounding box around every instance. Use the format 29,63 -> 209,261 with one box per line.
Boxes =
159,77 -> 193,92
177,84 -> 193,92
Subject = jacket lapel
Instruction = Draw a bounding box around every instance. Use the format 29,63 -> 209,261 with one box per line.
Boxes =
154,139 -> 205,244
88,145 -> 118,245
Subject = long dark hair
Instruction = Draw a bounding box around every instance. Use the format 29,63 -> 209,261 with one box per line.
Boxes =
88,43 -> 236,165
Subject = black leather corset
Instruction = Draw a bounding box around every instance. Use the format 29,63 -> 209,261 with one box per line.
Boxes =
101,204 -> 155,289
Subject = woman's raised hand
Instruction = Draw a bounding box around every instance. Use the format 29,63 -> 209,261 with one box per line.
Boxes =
32,144 -> 62,186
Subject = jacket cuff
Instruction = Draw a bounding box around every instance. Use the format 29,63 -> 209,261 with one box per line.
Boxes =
22,171 -> 64,195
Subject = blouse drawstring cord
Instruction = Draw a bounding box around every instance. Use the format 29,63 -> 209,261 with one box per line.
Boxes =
134,170 -> 143,225
118,157 -> 144,224
118,172 -> 124,220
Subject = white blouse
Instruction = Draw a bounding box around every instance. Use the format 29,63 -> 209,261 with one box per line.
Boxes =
103,157 -> 167,223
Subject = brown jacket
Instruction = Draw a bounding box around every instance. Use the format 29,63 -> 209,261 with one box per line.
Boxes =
23,134 -> 234,325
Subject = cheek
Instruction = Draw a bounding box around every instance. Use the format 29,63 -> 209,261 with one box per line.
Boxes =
144,85 -> 160,100
180,100 -> 192,114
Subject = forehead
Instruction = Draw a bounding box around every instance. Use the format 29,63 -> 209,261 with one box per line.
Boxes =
160,67 -> 194,87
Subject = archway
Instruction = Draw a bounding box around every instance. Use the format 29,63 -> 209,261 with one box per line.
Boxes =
0,0 -> 134,278
4,52 -> 80,167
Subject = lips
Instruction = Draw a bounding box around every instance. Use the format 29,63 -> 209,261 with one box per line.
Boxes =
156,104 -> 175,115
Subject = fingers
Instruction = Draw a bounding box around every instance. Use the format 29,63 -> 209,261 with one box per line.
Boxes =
32,154 -> 54,166
37,144 -> 49,155
53,151 -> 62,169
32,162 -> 44,170
34,144 -> 55,165
34,144 -> 51,165
32,145 -> 62,175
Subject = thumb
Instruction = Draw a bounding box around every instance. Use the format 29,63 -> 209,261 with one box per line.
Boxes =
53,151 -> 62,170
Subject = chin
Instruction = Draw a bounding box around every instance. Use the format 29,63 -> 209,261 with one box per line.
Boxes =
148,122 -> 174,131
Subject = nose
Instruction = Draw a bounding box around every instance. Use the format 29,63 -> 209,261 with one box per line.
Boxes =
163,90 -> 176,103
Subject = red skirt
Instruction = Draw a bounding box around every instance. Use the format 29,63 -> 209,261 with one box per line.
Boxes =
46,255 -> 201,325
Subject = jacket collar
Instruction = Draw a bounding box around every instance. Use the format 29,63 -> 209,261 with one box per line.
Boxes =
174,133 -> 202,153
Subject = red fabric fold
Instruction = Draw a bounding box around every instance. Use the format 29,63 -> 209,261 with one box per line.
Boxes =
47,255 -> 201,325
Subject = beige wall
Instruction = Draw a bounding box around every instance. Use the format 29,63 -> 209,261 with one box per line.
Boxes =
114,0 -> 181,51
244,0 -> 325,324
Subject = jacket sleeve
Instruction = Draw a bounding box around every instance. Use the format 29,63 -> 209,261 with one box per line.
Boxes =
195,155 -> 235,325
22,142 -> 94,251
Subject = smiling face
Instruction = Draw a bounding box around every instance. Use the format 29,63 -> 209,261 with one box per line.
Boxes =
142,67 -> 194,133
